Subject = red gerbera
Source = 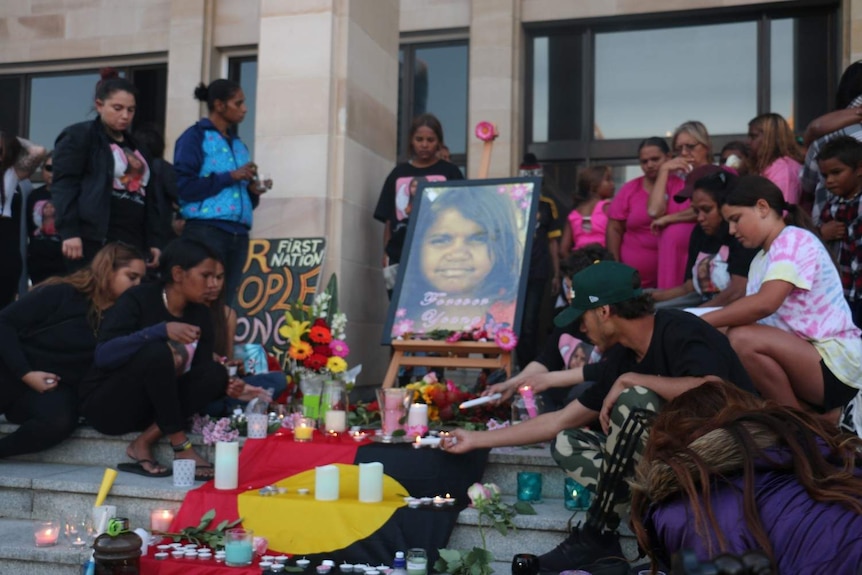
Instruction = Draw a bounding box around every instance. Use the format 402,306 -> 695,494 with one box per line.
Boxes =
313,345 -> 333,358
309,325 -> 332,344
303,354 -> 328,371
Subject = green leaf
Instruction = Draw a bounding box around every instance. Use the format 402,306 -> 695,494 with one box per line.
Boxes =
513,501 -> 536,515
226,517 -> 243,528
391,428 -> 406,437
215,520 -> 229,532
198,509 -> 216,529
493,522 -> 508,537
438,548 -> 464,564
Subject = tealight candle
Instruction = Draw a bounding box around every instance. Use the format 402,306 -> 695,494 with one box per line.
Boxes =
172,550 -> 184,559
294,417 -> 315,442
272,565 -> 285,573
70,536 -> 87,548
433,496 -> 445,508
33,521 -> 59,547
155,552 -> 169,560
150,508 -> 175,532
297,557 -> 311,569
247,413 -> 269,439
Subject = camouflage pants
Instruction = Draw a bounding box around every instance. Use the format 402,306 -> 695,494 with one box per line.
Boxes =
551,386 -> 663,527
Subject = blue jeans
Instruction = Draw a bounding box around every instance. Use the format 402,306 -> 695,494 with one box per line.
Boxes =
182,221 -> 249,308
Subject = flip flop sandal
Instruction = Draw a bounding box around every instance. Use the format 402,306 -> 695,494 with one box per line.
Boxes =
117,459 -> 172,478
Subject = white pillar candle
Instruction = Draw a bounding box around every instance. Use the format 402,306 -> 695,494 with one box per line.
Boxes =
215,441 -> 239,490
315,465 -> 340,501
324,410 -> 347,433
407,404 -> 428,429
358,461 -> 384,503
247,413 -> 268,439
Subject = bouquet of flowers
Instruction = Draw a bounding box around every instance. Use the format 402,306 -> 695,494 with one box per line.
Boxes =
278,275 -> 351,381
191,414 -> 240,445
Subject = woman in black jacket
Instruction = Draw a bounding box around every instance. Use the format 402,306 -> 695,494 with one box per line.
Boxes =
0,243 -> 146,457
51,68 -> 162,271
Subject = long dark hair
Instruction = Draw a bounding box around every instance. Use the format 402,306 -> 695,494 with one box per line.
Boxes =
41,242 -> 146,329
159,238 -> 222,284
572,166 -> 610,208
724,175 -> 816,235
630,381 -> 862,567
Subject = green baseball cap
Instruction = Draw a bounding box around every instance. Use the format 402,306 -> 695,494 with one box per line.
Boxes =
554,261 -> 643,327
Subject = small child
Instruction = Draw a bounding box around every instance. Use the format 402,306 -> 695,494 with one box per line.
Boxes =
817,136 -> 862,327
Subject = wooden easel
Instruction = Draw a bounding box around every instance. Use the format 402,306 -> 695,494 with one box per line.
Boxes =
382,339 -> 512,388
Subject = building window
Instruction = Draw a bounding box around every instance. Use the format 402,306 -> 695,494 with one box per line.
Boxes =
526,3 -> 838,192
0,64 -> 167,148
228,56 -> 258,159
398,39 -> 469,168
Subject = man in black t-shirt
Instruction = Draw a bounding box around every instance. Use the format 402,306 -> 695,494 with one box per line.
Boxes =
442,261 -> 754,573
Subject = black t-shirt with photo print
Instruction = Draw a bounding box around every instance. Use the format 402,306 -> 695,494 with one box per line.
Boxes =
106,137 -> 149,252
25,185 -> 64,283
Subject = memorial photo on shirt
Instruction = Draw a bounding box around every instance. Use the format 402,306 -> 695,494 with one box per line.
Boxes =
383,177 -> 541,344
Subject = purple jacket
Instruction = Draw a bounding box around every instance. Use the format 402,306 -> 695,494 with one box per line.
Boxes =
644,450 -> 862,574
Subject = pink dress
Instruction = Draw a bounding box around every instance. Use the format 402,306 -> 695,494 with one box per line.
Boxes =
762,156 -> 803,205
609,177 -> 659,288
568,199 -> 610,249
657,176 -> 693,289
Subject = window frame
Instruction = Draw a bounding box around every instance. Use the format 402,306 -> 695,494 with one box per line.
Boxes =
398,30 -> 470,168
523,1 -> 839,165
0,55 -> 168,140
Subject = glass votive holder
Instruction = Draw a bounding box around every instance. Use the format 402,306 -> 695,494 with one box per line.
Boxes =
224,528 -> 254,567
247,413 -> 269,439
517,471 -> 542,503
34,520 -> 60,547
294,417 -> 315,442
150,508 -> 175,532
564,477 -> 592,511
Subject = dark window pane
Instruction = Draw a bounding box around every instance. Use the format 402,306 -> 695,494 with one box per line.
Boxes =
130,65 -> 167,132
770,18 -> 795,126
229,59 -> 258,159
594,22 -> 758,138
0,77 -> 22,136
532,34 -> 583,143
413,44 -> 468,155
28,72 -> 100,147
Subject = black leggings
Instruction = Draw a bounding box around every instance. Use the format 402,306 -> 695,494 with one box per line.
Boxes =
0,380 -> 78,458
81,341 -> 227,436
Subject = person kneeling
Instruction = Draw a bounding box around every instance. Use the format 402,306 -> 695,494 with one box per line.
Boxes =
78,238 -> 230,478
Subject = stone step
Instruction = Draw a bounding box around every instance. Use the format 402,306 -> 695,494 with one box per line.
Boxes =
0,518 -> 90,575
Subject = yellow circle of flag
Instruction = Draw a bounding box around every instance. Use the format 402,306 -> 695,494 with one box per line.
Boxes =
238,463 -> 407,554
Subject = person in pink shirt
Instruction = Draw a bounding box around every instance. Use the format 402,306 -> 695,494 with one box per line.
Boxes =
649,122 -> 709,288
608,137 -> 676,288
747,113 -> 804,204
559,165 -> 614,254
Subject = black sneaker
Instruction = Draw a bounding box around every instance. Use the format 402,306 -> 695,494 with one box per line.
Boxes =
537,524 -> 623,573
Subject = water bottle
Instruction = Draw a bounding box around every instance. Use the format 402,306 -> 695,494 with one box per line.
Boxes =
391,551 -> 408,575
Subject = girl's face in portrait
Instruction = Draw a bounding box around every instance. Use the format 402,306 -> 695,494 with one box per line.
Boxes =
569,346 -> 588,369
421,208 -> 493,295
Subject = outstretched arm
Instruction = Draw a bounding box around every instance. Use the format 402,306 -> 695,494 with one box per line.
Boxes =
701,279 -> 792,328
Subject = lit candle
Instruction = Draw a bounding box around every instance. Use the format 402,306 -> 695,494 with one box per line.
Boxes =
413,436 -> 441,448
315,464 -> 340,501
358,462 -> 383,503
247,413 -> 269,439
519,385 -> 539,418
294,417 -> 314,442
407,403 -> 428,429
214,441 -> 239,490
444,493 -> 455,506
150,509 -> 175,532
324,409 -> 347,433
432,496 -> 445,508
34,521 -> 60,547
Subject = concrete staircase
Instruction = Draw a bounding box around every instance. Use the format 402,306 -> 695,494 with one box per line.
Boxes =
0,422 -> 641,574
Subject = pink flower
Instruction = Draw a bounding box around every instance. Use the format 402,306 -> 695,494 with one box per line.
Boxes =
405,425 -> 429,437
486,418 -> 511,431
446,379 -> 458,393
475,121 -> 498,142
494,327 -> 518,352
422,372 -> 438,384
395,308 -> 407,318
446,332 -> 462,343
510,184 -> 529,202
392,319 -> 414,337
329,339 -> 350,358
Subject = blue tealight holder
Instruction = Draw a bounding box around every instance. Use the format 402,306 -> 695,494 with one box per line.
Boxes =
564,477 -> 592,510
517,471 -> 542,503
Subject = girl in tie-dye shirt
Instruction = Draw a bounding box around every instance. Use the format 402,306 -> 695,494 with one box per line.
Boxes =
703,175 -> 862,415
